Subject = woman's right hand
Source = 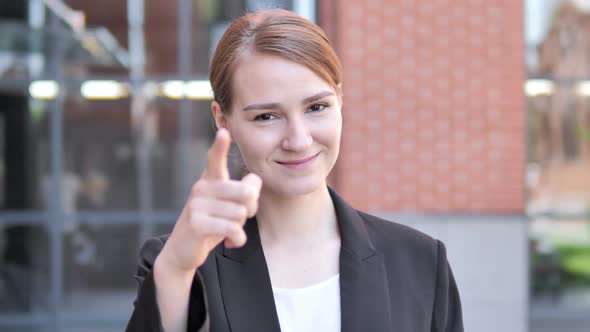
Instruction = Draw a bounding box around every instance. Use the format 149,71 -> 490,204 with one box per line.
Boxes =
155,128 -> 262,275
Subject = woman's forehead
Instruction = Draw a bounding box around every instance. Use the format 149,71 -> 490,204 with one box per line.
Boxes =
232,54 -> 334,103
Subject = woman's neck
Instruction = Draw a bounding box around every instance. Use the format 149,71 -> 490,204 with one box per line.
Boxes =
256,184 -> 339,248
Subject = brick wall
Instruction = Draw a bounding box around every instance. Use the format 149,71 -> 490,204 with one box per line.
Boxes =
326,0 -> 525,213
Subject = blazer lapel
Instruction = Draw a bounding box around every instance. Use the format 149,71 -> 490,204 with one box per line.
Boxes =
330,189 -> 395,332
216,218 -> 281,332
216,188 -> 400,332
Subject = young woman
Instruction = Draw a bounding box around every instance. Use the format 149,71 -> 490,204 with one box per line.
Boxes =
127,9 -> 463,332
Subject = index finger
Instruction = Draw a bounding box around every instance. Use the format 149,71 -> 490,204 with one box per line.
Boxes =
203,129 -> 231,180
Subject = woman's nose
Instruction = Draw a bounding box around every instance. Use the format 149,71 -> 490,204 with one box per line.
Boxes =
281,117 -> 313,151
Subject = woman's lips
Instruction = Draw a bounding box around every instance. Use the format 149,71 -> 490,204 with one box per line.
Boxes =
276,153 -> 320,170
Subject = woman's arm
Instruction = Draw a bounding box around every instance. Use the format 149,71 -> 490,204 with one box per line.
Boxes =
126,129 -> 261,331
153,246 -> 204,332
431,240 -> 464,332
125,237 -> 207,332
126,236 -> 169,331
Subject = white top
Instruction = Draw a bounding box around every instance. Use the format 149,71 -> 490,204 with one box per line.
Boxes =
272,274 -> 341,332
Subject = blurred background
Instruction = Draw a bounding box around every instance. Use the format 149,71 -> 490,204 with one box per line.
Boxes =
0,0 -> 588,331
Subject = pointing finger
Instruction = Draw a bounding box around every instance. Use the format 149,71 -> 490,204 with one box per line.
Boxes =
203,129 -> 231,180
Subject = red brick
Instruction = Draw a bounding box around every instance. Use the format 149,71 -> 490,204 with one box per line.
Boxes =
328,0 -> 524,213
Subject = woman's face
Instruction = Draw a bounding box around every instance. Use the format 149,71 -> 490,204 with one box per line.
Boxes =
214,53 -> 342,197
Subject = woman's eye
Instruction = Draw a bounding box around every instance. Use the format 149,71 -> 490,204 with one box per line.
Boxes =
308,104 -> 327,112
254,113 -> 276,121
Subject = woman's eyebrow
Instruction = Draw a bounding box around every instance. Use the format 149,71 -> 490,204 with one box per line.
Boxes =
301,91 -> 334,104
242,91 -> 334,112
242,102 -> 281,112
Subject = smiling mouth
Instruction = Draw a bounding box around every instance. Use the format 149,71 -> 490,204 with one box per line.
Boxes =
276,152 -> 320,165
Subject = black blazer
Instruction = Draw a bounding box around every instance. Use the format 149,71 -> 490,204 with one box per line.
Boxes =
126,189 -> 463,332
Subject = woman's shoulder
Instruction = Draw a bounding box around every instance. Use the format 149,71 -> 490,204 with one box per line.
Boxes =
355,210 -> 440,257
136,234 -> 170,267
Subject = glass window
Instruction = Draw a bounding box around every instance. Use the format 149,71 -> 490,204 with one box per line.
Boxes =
0,96 -> 50,210
62,224 -> 139,321
62,94 -> 138,211
526,0 -> 590,330
0,224 -> 49,313
0,0 -> 315,330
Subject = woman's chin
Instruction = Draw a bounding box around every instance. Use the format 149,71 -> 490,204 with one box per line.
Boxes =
264,177 -> 325,198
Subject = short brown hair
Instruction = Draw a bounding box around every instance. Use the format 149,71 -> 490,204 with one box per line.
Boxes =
209,9 -> 342,113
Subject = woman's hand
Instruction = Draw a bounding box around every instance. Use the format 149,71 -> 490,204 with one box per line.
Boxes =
156,128 -> 262,275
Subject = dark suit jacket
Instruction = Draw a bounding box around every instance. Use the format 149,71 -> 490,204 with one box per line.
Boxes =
126,189 -> 463,332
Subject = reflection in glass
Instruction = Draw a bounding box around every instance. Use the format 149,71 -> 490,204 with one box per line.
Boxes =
526,0 -> 590,330
62,224 -> 136,319
0,225 -> 49,313
61,95 -> 137,211
0,94 -> 49,210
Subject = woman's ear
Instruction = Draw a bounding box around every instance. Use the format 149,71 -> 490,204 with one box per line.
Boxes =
211,100 -> 228,130
335,83 -> 343,107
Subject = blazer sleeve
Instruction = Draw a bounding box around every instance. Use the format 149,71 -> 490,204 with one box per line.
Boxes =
431,240 -> 464,332
125,236 -> 208,332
